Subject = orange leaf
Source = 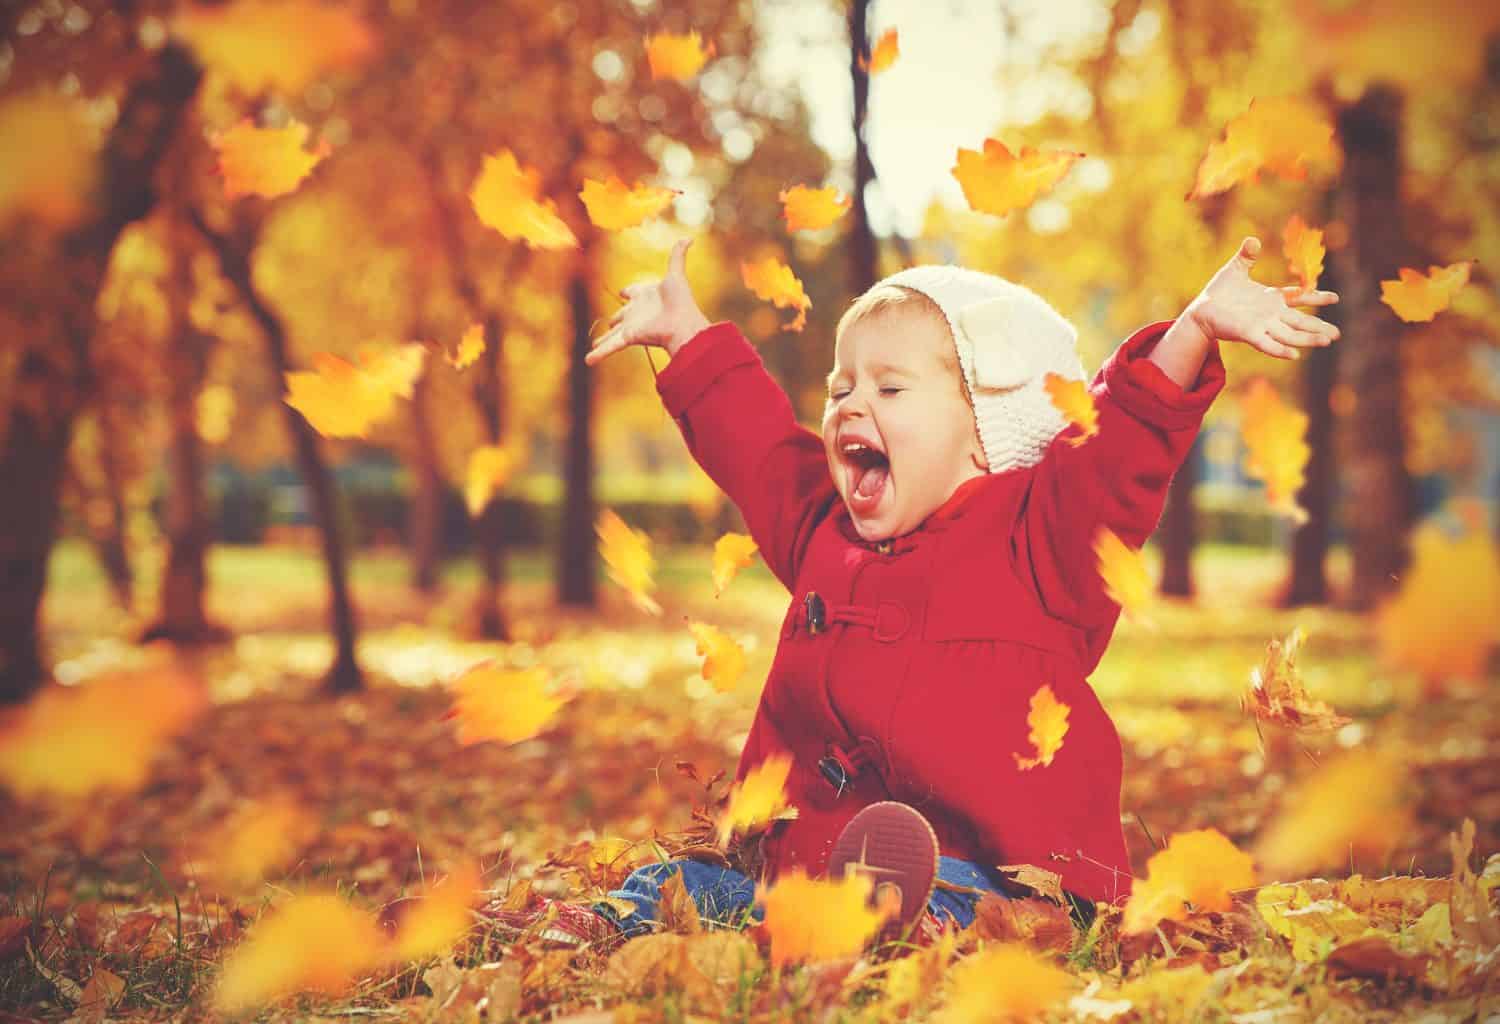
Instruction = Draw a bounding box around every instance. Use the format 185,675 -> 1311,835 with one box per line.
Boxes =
687,621 -> 746,694
448,664 -> 569,746
387,864 -> 481,962
213,892 -> 383,1012
195,796 -> 318,891
465,445 -> 516,518
1241,627 -> 1351,733
778,185 -> 852,233
645,31 -> 715,81
711,532 -> 759,596
1013,683 -> 1070,771
950,138 -> 1082,218
740,257 -> 810,332
1239,377 -> 1309,524
1282,215 -> 1326,292
1122,828 -> 1256,935
756,868 -> 884,967
1042,374 -> 1098,447
1092,526 -> 1153,623
597,509 -> 661,615
283,344 -> 426,439
580,177 -> 679,231
172,0 -> 378,96
470,149 -> 578,250
1379,261 -> 1473,322
212,119 -> 329,200
448,323 -> 485,370
934,942 -> 1071,1023
1254,748 -> 1409,879
717,753 -> 794,846
1188,96 -> 1338,200
860,28 -> 900,75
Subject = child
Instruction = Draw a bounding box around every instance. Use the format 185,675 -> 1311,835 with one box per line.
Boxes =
493,236 -> 1337,951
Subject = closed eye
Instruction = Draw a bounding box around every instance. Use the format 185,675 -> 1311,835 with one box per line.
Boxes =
879,387 -> 903,396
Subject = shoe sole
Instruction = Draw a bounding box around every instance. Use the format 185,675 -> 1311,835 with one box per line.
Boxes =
827,801 -> 940,940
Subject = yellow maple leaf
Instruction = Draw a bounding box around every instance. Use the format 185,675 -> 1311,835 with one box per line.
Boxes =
1013,683 -> 1070,771
448,323 -> 485,370
645,31 -> 715,81
196,796 -> 317,891
1189,96 -> 1338,200
214,891 -> 382,1013
284,344 -> 427,439
860,28 -> 900,74
1254,748 -> 1409,879
579,177 -> 679,231
597,509 -> 661,615
687,621 -> 747,694
173,0 -> 376,96
778,185 -> 852,233
1379,261 -> 1473,322
711,532 -> 759,596
447,663 -> 570,746
465,445 -> 516,518
0,670 -> 205,799
1122,828 -> 1256,934
950,138 -> 1082,218
717,753 -> 793,846
740,257 -> 810,332
1241,627 -> 1351,732
1283,215 -> 1326,292
932,942 -> 1072,1024
1375,506 -> 1500,686
0,89 -> 99,230
212,119 -> 329,200
1043,374 -> 1098,447
756,868 -> 884,967
1092,525 -> 1153,622
470,149 -> 578,251
1239,377 -> 1310,524
387,864 -> 481,962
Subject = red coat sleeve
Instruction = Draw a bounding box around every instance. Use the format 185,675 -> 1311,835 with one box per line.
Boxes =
656,322 -> 839,591
1014,320 -> 1226,635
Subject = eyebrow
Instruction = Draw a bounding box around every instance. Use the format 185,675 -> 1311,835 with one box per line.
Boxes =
824,362 -> 916,388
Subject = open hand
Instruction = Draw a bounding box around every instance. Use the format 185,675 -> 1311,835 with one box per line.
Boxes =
586,238 -> 710,366
1186,237 -> 1340,360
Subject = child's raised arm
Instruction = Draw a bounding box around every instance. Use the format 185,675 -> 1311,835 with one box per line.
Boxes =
588,240 -> 838,591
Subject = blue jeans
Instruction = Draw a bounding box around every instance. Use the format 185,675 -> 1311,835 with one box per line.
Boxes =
593,856 -> 1013,937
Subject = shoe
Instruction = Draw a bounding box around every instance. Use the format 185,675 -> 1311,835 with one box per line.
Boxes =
827,802 -> 940,943
476,896 -> 625,952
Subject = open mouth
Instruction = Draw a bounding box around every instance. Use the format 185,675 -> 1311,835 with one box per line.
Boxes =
840,441 -> 890,513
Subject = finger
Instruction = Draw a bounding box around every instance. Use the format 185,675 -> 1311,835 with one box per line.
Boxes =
618,282 -> 651,302
1281,307 -> 1340,342
1266,322 -> 1316,356
668,237 -> 693,280
1235,235 -> 1261,269
585,324 -> 629,366
1281,286 -> 1339,307
1251,328 -> 1298,360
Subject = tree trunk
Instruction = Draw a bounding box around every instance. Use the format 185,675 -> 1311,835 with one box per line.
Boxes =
1158,442 -> 1198,598
408,364 -> 443,594
472,314 -> 510,639
848,0 -> 878,294
191,208 -> 363,693
0,44 -> 199,704
557,264 -> 597,607
1333,86 -> 1414,611
92,406 -> 136,611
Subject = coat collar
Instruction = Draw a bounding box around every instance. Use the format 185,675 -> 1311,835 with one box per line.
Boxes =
836,471 -> 993,553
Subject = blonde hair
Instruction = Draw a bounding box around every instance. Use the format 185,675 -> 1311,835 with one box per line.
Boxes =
835,284 -> 970,403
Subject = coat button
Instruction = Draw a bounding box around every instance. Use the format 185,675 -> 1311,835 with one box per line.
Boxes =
804,591 -> 826,635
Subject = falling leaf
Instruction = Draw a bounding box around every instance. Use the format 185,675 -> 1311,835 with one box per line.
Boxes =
1188,96 -> 1338,199
932,942 -> 1072,1024
711,533 -> 759,595
196,795 -> 317,891
465,446 -> 516,518
1013,683 -> 1071,770
717,753 -> 794,846
284,344 -> 427,439
580,177 -> 679,231
1122,828 -> 1256,934
172,0 -> 378,96
1254,748 -> 1409,879
860,28 -> 900,74
778,185 -> 852,233
0,670 -> 205,799
1092,526 -> 1153,622
1379,261 -> 1473,322
756,868 -> 884,967
1283,215 -> 1326,292
1043,374 -> 1098,446
448,323 -> 485,370
950,138 -> 1082,218
686,621 -> 746,693
1239,377 -> 1309,524
740,257 -> 810,332
470,149 -> 578,251
387,864 -> 481,962
0,89 -> 99,230
214,891 -> 383,1012
212,119 -> 330,199
1241,627 -> 1350,732
645,31 -> 715,81
598,509 -> 661,615
448,663 -> 570,746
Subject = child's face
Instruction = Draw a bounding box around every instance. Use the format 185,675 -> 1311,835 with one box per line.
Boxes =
821,306 -> 987,542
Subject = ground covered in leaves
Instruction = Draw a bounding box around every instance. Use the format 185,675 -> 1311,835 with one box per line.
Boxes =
3,542 -> 1497,1022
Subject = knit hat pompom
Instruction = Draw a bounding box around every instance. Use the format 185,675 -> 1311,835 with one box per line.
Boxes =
874,265 -> 1086,475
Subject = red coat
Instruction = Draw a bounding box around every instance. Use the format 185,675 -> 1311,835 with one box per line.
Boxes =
654,319 -> 1225,906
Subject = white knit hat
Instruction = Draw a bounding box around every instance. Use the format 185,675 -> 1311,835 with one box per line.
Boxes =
876,265 -> 1087,475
